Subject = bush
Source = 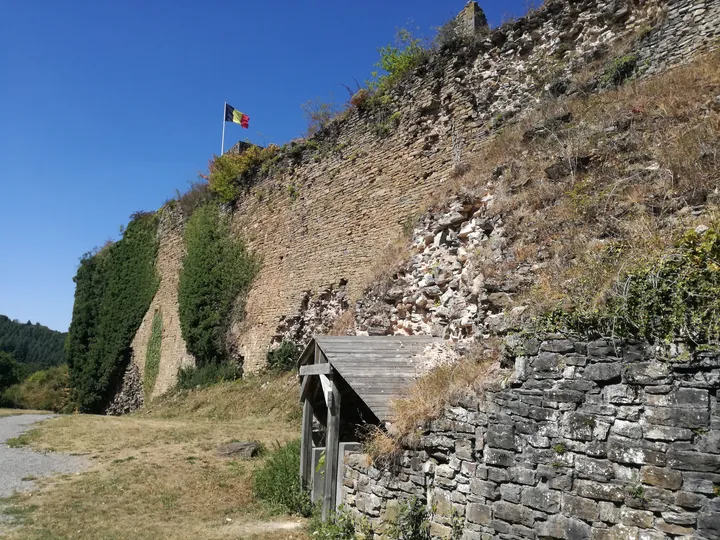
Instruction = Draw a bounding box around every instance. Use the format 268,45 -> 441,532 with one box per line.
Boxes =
202,145 -> 279,204
252,439 -> 311,516
143,311 -> 162,397
66,213 -> 159,413
309,507 -> 358,540
387,497 -> 432,540
301,98 -> 342,137
178,204 -> 259,368
1,365 -> 69,412
266,341 -> 301,372
176,362 -> 241,390
370,29 -> 429,96
603,54 -> 638,86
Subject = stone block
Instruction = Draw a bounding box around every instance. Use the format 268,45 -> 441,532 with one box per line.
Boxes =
562,493 -> 599,522
611,420 -> 642,439
644,407 -> 709,429
520,485 -> 561,513
466,503 -> 491,525
639,466 -> 682,490
486,424 -> 515,450
598,501 -> 621,523
675,490 -> 707,509
667,450 -> 720,472
620,507 -> 654,528
541,339 -> 576,353
624,362 -> 670,385
562,412 -> 596,441
469,478 -> 499,500
575,480 -> 626,502
509,467 -> 537,485
485,448 -> 515,468
492,501 -> 535,527
604,384 -> 638,404
576,455 -> 615,482
500,483 -> 521,503
655,519 -> 694,535
642,424 -> 693,442
698,511 -> 720,539
584,363 -> 622,383
429,521 -> 453,539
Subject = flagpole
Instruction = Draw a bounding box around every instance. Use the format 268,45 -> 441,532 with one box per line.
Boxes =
221,100 -> 227,155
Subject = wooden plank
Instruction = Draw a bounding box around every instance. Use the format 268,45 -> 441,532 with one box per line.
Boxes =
299,364 -> 334,376
322,374 -> 341,522
299,398 -> 314,489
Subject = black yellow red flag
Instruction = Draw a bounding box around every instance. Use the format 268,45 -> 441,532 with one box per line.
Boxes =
224,103 -> 249,128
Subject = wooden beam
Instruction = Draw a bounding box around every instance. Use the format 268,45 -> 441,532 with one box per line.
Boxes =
322,374 -> 341,522
299,363 -> 334,376
300,398 -> 314,489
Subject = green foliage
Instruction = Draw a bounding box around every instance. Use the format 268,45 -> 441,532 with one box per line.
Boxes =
178,204 -> 258,367
309,506 -> 358,540
202,145 -> 280,204
65,213 -> 159,413
1,364 -> 69,412
603,54 -> 638,86
0,315 -> 66,373
553,443 -> 566,454
252,439 -> 312,516
628,484 -> 646,500
370,29 -> 429,96
176,362 -> 241,389
387,497 -> 431,540
143,311 -> 163,397
266,341 -> 301,372
0,351 -> 19,394
545,226 -> 720,345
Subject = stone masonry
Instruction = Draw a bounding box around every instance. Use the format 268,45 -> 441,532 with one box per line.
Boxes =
125,0 -> 720,378
229,0 -> 720,372
342,335 -> 720,539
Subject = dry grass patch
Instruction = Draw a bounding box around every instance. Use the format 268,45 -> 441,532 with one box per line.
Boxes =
0,409 -> 50,418
1,374 -> 307,540
365,345 -> 507,459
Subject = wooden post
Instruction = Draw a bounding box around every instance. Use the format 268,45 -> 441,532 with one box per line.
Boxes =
322,374 -> 341,522
300,396 -> 314,489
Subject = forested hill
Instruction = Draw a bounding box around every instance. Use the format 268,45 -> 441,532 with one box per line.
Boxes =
0,315 -> 66,368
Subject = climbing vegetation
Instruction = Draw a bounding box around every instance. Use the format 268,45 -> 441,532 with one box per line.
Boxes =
544,225 -> 720,344
178,204 -> 258,370
143,311 -> 162,397
65,212 -> 159,413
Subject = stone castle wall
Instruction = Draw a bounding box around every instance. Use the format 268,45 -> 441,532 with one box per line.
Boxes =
342,336 -> 720,539
123,0 -> 720,380
228,0 -> 720,372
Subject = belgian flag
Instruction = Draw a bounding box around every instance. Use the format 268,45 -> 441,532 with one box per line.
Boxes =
224,103 -> 250,129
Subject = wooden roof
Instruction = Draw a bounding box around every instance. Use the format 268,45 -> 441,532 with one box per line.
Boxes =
298,335 -> 440,422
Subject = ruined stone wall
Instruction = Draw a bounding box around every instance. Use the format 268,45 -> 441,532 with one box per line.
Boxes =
107,209 -> 195,413
342,336 -> 720,539
123,0 -> 720,379
230,0 -> 720,372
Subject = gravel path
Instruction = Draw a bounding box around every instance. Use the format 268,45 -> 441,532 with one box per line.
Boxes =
0,414 -> 89,498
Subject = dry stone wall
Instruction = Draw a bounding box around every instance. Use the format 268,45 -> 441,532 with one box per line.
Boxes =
229,0 -> 720,371
342,336 -> 720,540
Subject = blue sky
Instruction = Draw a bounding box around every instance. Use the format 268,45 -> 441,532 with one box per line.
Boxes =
0,0 -> 530,332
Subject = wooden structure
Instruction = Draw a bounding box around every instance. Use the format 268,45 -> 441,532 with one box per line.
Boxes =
297,335 -> 439,520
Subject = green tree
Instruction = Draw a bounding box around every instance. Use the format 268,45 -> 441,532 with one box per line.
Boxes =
0,351 -> 19,393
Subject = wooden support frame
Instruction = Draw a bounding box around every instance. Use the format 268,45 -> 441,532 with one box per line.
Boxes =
299,363 -> 334,376
322,373 -> 341,522
299,395 -> 314,489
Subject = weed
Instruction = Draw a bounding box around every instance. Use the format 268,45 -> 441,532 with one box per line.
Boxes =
714,485 -> 720,497
553,443 -> 566,454
386,497 -> 431,540
111,456 -> 136,464
628,484 -> 646,500
252,439 -> 311,516
603,54 -> 638,86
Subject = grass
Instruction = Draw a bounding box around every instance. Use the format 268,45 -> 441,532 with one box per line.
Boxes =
0,373 -> 308,540
366,345 -> 506,458
0,409 -> 50,418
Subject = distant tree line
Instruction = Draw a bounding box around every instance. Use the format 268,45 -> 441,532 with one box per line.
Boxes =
0,315 -> 66,376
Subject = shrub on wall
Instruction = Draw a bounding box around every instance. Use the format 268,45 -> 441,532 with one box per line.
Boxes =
143,310 -> 162,397
202,145 -> 279,204
65,213 -> 159,413
266,341 -> 301,372
178,204 -> 258,370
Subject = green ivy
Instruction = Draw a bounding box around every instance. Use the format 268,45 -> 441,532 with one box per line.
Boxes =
143,310 -> 163,397
267,341 -> 301,372
66,213 -> 159,413
178,204 -> 258,368
543,226 -> 720,345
